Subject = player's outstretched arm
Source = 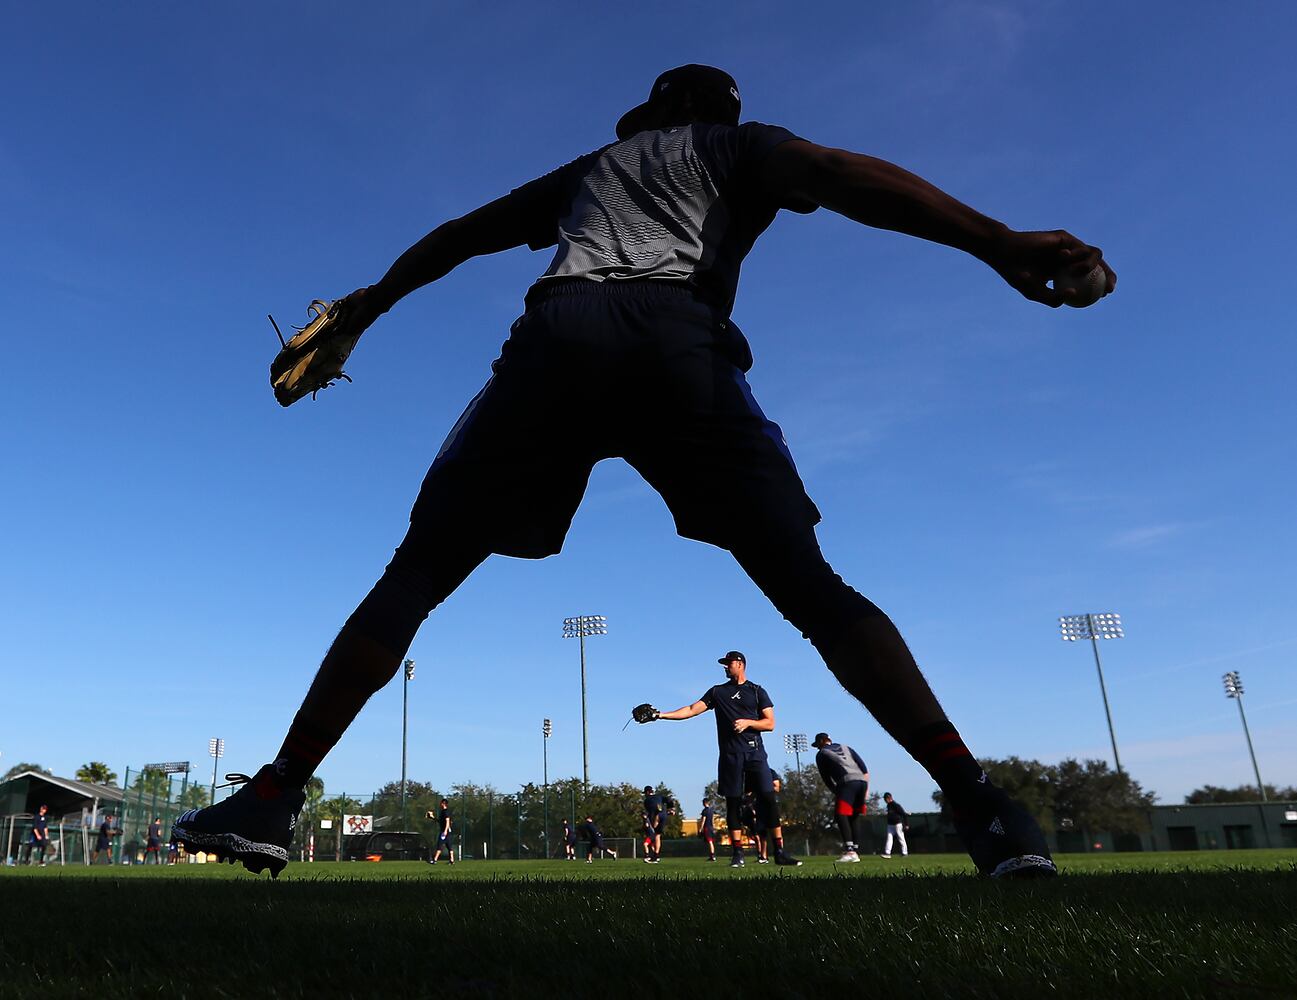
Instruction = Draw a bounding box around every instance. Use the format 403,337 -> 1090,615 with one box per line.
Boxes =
358,190 -> 546,320
762,140 -> 1116,308
657,700 -> 709,721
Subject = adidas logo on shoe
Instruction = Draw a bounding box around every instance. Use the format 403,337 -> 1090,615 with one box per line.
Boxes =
988,816 -> 1005,836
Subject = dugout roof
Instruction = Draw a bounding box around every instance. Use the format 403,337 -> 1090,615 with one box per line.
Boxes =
0,771 -> 125,818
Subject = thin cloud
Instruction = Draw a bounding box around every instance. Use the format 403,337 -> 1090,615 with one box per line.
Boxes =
1106,522 -> 1190,549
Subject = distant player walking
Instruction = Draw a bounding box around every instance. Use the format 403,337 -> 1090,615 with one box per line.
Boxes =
91,812 -> 119,865
698,799 -> 717,862
562,817 -> 577,861
27,804 -> 49,866
642,786 -> 667,863
428,799 -> 455,865
144,817 -> 164,864
882,793 -> 909,858
641,651 -> 800,868
812,732 -> 870,862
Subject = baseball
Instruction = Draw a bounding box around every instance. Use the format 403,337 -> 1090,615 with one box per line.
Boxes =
1055,263 -> 1107,308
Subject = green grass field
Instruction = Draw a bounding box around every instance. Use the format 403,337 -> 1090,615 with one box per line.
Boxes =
5,851 -> 1295,998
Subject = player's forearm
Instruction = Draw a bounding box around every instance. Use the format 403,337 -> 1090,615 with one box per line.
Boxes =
794,146 -> 1009,262
367,221 -> 475,314
658,705 -> 700,721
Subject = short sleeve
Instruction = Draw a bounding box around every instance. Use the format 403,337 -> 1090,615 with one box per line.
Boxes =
756,685 -> 774,711
693,122 -> 819,215
508,146 -> 610,250
700,687 -> 716,709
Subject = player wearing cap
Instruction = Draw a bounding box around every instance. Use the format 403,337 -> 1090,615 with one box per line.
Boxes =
642,786 -> 667,863
882,793 -> 909,858
427,799 -> 455,865
813,732 -> 870,862
562,817 -> 577,860
698,798 -> 717,861
647,651 -> 801,868
577,815 -> 616,863
175,62 -> 1109,877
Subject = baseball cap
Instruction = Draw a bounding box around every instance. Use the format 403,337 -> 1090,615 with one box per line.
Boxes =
616,64 -> 741,140
812,732 -> 831,747
717,650 -> 746,665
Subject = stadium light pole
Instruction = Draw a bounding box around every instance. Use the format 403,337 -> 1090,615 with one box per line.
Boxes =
562,615 -> 607,791
401,660 -> 415,830
784,733 -> 809,772
207,737 -> 224,802
542,718 -> 552,859
1058,612 -> 1125,774
1223,672 -> 1266,802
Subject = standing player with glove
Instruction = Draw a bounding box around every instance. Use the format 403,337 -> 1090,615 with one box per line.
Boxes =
174,63 -> 1113,878
636,650 -> 801,868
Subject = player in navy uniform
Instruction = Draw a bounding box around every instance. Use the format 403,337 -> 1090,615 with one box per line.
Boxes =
427,799 -> 455,864
28,804 -> 50,866
642,786 -> 667,863
698,799 -> 717,861
647,651 -> 801,867
175,63 -> 1110,877
813,732 -> 870,862
562,818 -> 577,861
91,812 -> 119,865
882,793 -> 910,858
144,817 -> 164,864
577,815 -> 616,863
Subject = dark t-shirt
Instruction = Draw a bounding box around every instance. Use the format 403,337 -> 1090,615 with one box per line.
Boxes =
97,820 -> 112,845
32,814 -> 48,839
510,122 -> 816,316
577,821 -> 601,842
437,807 -> 452,835
563,825 -> 576,845
644,793 -> 665,817
700,680 -> 774,752
148,822 -> 162,845
886,800 -> 908,824
700,806 -> 714,832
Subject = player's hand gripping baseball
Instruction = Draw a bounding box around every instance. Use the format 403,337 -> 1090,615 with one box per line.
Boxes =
985,229 -> 1116,307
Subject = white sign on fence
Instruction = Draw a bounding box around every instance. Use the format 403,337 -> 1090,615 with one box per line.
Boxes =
319,819 -> 333,830
343,814 -> 373,835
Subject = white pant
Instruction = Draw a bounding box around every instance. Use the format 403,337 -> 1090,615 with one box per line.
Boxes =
884,823 -> 908,856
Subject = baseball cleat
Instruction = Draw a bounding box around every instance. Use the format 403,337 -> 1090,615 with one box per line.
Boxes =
774,851 -> 803,867
729,853 -> 745,868
170,765 -> 304,878
951,779 -> 1058,879
837,850 -> 860,863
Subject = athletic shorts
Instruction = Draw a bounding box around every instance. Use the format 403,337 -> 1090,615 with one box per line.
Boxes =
717,743 -> 775,799
408,280 -> 821,558
437,833 -> 452,845
835,780 -> 869,816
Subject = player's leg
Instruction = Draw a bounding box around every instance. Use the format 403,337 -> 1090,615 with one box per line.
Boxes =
728,529 -> 1055,877
882,824 -> 895,858
896,824 -> 909,856
747,760 -> 800,866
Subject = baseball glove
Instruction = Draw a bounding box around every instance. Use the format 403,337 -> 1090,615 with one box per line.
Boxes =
631,703 -> 661,724
268,295 -> 369,407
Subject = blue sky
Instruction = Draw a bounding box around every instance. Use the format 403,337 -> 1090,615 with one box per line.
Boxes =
3,2 -> 1294,815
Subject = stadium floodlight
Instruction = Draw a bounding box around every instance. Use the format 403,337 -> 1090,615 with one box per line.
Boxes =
1223,672 -> 1267,803
562,615 -> 608,790
543,718 -> 552,858
401,660 -> 415,830
208,737 -> 225,801
784,733 -> 809,771
1058,612 -> 1125,774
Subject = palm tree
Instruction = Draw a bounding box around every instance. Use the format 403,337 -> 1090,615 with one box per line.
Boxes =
76,762 -> 118,785
177,785 -> 210,810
